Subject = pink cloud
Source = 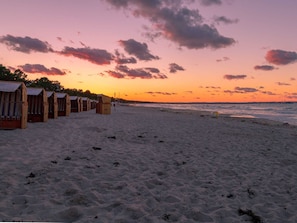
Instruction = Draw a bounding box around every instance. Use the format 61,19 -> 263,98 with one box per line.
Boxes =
19,64 -> 66,75
106,70 -> 126,79
114,50 -> 137,64
0,34 -> 53,53
104,0 -> 235,50
169,63 -> 185,73
105,65 -> 167,79
265,49 -> 297,65
118,39 -> 159,61
58,47 -> 114,65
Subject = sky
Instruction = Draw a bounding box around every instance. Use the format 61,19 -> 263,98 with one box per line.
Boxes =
1,0 -> 297,102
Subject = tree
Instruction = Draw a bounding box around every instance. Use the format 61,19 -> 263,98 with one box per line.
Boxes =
0,64 -> 27,82
28,77 -> 63,91
1,64 -> 98,99
13,69 -> 28,82
62,88 -> 97,100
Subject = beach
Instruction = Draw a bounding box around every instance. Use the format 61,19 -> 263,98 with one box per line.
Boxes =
0,105 -> 297,222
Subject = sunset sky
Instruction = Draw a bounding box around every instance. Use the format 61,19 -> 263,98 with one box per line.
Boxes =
1,0 -> 297,102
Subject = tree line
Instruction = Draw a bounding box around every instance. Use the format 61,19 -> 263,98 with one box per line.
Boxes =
0,64 -> 98,100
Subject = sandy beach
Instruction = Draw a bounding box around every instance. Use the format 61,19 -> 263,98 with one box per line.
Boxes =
0,105 -> 297,223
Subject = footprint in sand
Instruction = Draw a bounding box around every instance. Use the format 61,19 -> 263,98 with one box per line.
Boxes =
113,162 -> 120,167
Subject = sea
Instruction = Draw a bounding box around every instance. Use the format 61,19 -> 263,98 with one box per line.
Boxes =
130,102 -> 297,126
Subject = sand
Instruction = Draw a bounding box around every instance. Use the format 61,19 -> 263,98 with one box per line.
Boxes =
0,105 -> 297,223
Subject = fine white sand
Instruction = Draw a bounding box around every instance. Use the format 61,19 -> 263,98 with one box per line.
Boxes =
0,105 -> 297,223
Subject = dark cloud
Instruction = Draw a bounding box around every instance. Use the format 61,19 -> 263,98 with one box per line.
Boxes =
261,91 -> 277,96
104,0 -> 129,8
205,86 -> 221,89
290,77 -> 296,81
286,93 -> 297,99
114,50 -> 137,64
56,37 -> 64,42
79,41 -> 87,47
199,0 -> 222,6
105,0 -> 235,50
276,82 -> 291,86
115,57 -> 137,64
58,47 -> 114,65
265,49 -> 297,65
254,65 -> 276,71
106,65 -> 167,79
214,16 -> 239,25
118,39 -> 159,61
19,64 -> 66,75
234,87 -> 258,93
224,74 -> 247,80
145,67 -> 161,73
145,91 -> 177,96
153,7 -> 235,49
106,70 -> 126,78
224,87 -> 258,94
216,56 -> 229,62
0,34 -> 53,53
169,63 -> 185,73
223,90 -> 233,94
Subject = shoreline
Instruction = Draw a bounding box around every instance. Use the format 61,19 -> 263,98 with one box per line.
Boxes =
129,104 -> 296,127
128,103 -> 297,127
1,105 -> 297,222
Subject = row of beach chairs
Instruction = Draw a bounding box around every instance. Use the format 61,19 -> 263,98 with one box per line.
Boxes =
0,81 -> 110,129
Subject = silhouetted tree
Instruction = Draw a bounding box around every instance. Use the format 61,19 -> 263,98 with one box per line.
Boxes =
0,64 -> 28,83
29,77 -> 63,91
62,88 -> 97,100
1,64 -> 98,99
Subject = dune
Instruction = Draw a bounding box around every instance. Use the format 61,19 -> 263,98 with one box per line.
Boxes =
0,105 -> 296,222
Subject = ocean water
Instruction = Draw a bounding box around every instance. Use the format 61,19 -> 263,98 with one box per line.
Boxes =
131,102 -> 297,126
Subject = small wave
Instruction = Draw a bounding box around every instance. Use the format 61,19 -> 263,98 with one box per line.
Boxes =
131,102 -> 297,126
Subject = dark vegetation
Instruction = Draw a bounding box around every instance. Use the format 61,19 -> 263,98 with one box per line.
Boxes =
0,64 -> 98,100
0,64 -> 153,103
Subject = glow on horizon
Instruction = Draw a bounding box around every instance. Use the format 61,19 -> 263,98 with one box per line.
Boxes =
1,0 -> 297,103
